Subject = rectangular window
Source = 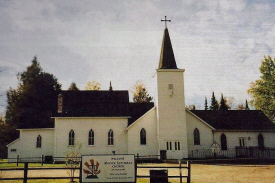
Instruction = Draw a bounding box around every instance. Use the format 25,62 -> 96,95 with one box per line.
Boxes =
11,149 -> 17,152
175,142 -> 181,150
166,141 -> 172,150
239,138 -> 246,147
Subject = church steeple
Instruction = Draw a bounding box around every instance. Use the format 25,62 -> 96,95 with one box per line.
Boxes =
158,28 -> 177,69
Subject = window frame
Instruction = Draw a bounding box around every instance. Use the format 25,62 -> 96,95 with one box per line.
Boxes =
140,128 -> 146,145
258,133 -> 264,150
36,135 -> 42,148
88,129 -> 95,146
221,133 -> 227,150
108,129 -> 114,146
193,128 -> 200,145
69,130 -> 75,146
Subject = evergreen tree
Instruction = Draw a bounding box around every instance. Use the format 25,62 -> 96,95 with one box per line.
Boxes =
219,94 -> 229,111
132,81 -> 153,103
204,97 -> 208,110
68,82 -> 79,91
248,56 -> 275,120
5,57 -> 61,130
209,92 -> 219,110
245,99 -> 250,110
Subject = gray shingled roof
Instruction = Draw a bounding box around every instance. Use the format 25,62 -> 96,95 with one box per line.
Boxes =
190,110 -> 275,131
158,28 -> 177,69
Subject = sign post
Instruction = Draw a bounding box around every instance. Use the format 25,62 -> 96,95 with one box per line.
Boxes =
81,154 -> 136,183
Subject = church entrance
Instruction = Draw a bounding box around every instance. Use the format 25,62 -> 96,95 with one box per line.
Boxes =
166,141 -> 182,159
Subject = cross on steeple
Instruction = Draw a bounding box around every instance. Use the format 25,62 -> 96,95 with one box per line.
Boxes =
161,16 -> 171,29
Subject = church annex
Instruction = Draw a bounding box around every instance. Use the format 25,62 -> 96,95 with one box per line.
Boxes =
7,25 -> 275,161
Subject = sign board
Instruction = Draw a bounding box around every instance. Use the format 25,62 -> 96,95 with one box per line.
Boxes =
81,154 -> 135,182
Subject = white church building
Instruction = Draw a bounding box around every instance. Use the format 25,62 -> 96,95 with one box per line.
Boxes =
7,27 -> 275,161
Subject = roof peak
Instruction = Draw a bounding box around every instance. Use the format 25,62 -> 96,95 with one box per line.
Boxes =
158,28 -> 177,69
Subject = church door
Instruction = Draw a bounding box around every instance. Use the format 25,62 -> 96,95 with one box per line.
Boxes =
166,141 -> 182,159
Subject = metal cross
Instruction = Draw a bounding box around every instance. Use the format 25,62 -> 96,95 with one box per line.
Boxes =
161,16 -> 171,28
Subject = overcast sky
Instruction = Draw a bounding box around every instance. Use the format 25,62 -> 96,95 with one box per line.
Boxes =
0,0 -> 275,114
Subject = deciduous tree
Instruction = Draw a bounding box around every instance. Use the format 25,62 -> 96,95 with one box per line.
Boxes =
85,81 -> 101,90
248,56 -> 275,121
132,81 -> 153,103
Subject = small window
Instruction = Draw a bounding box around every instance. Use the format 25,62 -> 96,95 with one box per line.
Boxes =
88,129 -> 94,146
175,141 -> 181,150
69,130 -> 75,146
166,141 -> 172,150
140,128 -> 146,145
193,128 -> 200,145
11,149 -> 17,152
108,129 -> 114,145
239,138 -> 246,147
36,135 -> 42,148
168,84 -> 173,89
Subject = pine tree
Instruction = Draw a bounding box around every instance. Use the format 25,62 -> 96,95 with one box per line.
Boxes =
209,92 -> 219,110
132,81 -> 153,103
219,94 -> 229,111
204,97 -> 208,110
68,82 -> 79,91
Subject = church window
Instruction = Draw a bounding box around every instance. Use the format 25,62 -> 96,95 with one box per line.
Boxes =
88,129 -> 94,146
166,141 -> 172,150
221,134 -> 227,150
175,141 -> 180,150
11,149 -> 17,152
108,129 -> 114,145
69,130 -> 75,146
36,135 -> 42,148
258,134 -> 264,150
193,128 -> 200,145
140,128 -> 146,145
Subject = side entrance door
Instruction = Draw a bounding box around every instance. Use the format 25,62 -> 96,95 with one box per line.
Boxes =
166,141 -> 182,159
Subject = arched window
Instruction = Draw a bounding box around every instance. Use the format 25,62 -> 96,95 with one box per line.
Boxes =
36,135 -> 42,148
221,133 -> 227,150
258,133 -> 264,150
140,128 -> 146,145
193,128 -> 200,145
88,129 -> 94,145
108,129 -> 114,145
69,130 -> 75,146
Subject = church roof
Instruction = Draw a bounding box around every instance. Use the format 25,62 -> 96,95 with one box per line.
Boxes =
52,90 -> 154,122
190,110 -> 275,131
158,28 -> 177,69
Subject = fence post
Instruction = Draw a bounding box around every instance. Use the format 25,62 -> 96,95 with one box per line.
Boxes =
23,162 -> 28,183
41,155 -> 44,166
16,155 -> 19,166
179,160 -> 182,183
187,161 -> 191,183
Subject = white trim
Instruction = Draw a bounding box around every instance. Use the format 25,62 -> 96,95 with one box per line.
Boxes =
125,107 -> 156,131
156,69 -> 185,72
186,110 -> 216,130
16,128 -> 54,131
6,138 -> 20,147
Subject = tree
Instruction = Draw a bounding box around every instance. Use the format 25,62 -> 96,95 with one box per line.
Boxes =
132,81 -> 153,103
209,92 -> 219,110
237,104 -> 245,110
68,82 -> 79,91
204,97 -> 208,110
248,56 -> 275,121
85,81 -> 101,90
219,94 -> 229,111
5,57 -> 61,130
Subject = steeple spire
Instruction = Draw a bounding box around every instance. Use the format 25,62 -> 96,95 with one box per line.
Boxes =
158,26 -> 177,69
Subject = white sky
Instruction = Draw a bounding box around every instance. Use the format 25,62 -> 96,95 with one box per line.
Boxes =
0,0 -> 275,114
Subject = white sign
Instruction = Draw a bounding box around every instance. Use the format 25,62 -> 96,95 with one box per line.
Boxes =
81,154 -> 135,182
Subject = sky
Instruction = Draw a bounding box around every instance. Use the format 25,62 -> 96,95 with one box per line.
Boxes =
0,0 -> 275,114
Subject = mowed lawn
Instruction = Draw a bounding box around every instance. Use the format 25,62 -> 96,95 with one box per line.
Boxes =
1,160 -> 275,183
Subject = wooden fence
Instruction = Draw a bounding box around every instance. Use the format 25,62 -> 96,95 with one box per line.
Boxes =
0,158 -> 191,183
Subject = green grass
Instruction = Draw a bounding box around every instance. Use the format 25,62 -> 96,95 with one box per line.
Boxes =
0,159 -> 72,168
